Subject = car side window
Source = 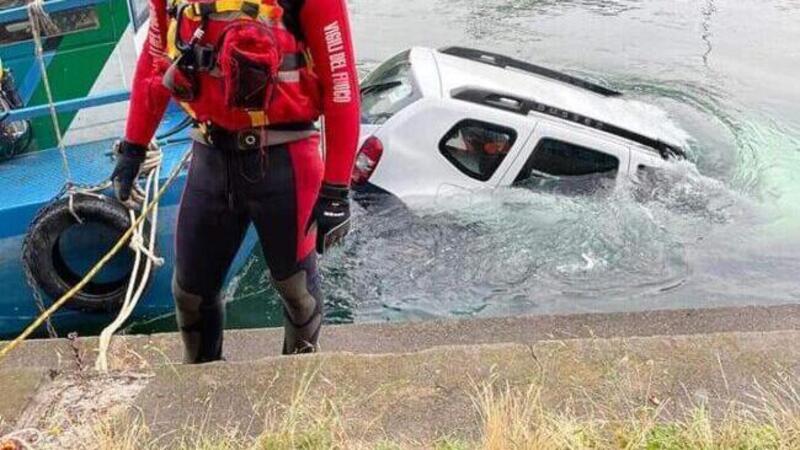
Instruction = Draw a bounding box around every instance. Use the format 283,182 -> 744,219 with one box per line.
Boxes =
514,138 -> 619,193
439,120 -> 517,181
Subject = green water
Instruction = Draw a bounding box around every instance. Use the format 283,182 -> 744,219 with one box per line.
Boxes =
136,0 -> 800,334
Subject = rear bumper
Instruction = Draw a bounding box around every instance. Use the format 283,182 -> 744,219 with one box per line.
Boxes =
353,182 -> 405,210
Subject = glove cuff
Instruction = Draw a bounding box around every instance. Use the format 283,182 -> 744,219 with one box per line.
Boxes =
117,140 -> 148,161
319,183 -> 349,201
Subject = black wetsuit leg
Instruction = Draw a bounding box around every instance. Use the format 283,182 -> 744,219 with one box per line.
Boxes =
173,137 -> 325,363
173,142 -> 250,363
235,138 -> 324,354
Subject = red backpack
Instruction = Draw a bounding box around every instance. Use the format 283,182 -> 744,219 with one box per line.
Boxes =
163,0 -> 321,129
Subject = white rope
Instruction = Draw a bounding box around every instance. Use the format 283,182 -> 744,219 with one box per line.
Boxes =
66,192 -> 84,224
95,144 -> 163,373
27,0 -> 71,182
26,0 -> 59,34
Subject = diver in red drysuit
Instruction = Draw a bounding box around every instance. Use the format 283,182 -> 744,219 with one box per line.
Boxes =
111,0 -> 360,363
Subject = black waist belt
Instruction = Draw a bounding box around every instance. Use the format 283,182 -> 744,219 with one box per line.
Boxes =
198,123 -> 317,151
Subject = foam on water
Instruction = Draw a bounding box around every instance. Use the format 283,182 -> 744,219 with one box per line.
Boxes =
320,155 -> 746,321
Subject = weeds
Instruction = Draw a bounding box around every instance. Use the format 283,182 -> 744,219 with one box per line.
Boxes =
37,365 -> 800,449
469,374 -> 800,450
256,369 -> 349,450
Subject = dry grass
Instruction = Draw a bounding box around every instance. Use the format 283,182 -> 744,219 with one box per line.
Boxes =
471,378 -> 606,450
470,372 -> 800,450
16,370 -> 800,450
256,370 -> 350,450
86,370 -> 349,450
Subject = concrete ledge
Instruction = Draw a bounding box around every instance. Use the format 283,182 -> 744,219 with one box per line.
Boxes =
133,329 -> 800,444
2,326 -> 800,446
2,303 -> 800,372
0,368 -> 50,435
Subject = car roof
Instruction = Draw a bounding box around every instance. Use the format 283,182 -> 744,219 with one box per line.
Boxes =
425,47 -> 688,157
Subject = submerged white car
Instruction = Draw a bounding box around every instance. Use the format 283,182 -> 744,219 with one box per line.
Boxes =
352,47 -> 686,203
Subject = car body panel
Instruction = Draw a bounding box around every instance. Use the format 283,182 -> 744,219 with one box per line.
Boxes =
409,47 -> 443,99
431,51 -> 686,149
356,47 -> 685,204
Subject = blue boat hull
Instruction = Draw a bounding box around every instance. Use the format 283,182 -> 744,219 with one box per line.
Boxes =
0,204 -> 185,338
0,115 -> 256,339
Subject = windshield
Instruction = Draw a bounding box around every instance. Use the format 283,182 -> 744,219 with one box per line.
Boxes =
361,50 -> 420,125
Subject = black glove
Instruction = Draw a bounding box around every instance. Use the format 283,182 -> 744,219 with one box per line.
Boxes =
308,183 -> 351,254
111,140 -> 147,203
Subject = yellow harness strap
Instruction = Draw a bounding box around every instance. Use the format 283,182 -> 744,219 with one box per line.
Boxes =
180,101 -> 199,120
176,0 -> 281,21
247,111 -> 269,127
166,19 -> 180,59
167,0 -> 282,57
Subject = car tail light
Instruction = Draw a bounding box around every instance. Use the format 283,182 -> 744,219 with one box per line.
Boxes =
352,136 -> 383,185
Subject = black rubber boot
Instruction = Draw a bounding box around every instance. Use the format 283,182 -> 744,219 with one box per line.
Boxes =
172,276 -> 225,364
273,271 -> 323,355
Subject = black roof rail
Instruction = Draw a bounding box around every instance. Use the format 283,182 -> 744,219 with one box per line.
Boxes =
452,88 -> 685,160
439,47 -> 623,98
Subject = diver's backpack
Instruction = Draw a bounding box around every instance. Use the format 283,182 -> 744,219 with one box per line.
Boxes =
163,0 -> 321,129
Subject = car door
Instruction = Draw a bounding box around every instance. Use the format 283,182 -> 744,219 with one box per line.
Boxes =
499,120 -> 630,195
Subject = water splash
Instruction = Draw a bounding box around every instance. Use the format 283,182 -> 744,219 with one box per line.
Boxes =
315,155 -> 743,322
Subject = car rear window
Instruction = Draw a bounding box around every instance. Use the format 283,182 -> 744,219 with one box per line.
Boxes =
360,50 -> 420,125
439,120 -> 517,181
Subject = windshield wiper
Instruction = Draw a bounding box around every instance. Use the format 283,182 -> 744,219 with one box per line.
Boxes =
360,80 -> 402,96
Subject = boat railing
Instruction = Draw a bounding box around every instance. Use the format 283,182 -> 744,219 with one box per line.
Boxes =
0,0 -> 108,24
2,90 -> 130,122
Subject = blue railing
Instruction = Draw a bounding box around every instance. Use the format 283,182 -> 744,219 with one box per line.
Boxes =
0,0 -> 110,24
2,90 -> 130,122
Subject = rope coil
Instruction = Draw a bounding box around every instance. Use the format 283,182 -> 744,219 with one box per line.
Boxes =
96,144 -> 165,372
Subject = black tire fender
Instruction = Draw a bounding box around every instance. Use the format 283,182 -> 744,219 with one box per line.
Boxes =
22,194 -> 153,313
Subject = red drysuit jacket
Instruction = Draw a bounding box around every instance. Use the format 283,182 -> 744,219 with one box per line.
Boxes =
125,0 -> 360,186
